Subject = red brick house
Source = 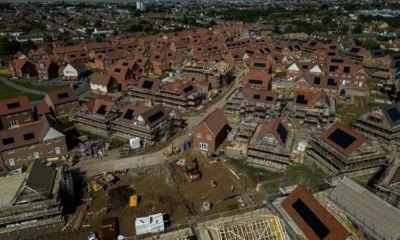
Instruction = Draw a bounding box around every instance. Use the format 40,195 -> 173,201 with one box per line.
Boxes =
90,72 -> 119,95
36,59 -> 59,80
9,59 -> 37,78
326,63 -> 369,88
0,96 -> 34,130
192,109 -> 231,153
44,88 -> 79,118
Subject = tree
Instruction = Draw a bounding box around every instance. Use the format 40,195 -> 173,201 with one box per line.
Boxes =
20,40 -> 35,53
43,36 -> 53,42
94,20 -> 102,28
322,16 -> 331,26
352,24 -> 363,34
273,23 -> 280,33
0,38 -> 13,54
362,39 -> 380,50
86,28 -> 94,35
127,24 -> 143,33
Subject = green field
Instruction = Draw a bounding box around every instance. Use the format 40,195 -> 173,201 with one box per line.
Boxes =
11,80 -> 69,92
0,81 -> 43,101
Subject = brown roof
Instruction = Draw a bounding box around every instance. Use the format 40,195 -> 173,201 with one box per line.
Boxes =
293,90 -> 328,108
84,95 -> 115,119
163,80 -> 196,96
36,59 -> 53,70
281,185 -> 350,240
108,65 -> 129,82
320,123 -> 367,156
0,96 -> 31,115
297,73 -> 340,90
84,42 -> 111,51
11,59 -> 27,69
198,108 -> 229,137
46,88 -> 78,105
136,78 -> 160,91
133,56 -> 149,67
95,50 -> 126,61
240,87 -> 278,105
256,118 -> 289,149
119,105 -> 149,123
139,105 -> 168,127
326,62 -> 364,75
115,59 -> 135,70
68,61 -> 85,71
90,72 -> 113,86
242,71 -> 272,89
248,58 -> 272,72
35,103 -> 51,116
0,115 -> 63,151
53,45 -> 84,55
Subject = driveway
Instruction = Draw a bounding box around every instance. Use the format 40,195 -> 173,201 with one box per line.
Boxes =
73,70 -> 246,176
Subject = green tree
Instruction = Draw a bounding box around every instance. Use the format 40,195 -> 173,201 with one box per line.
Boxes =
20,40 -> 35,52
362,39 -> 380,50
352,24 -> 363,34
273,23 -> 280,33
0,38 -> 13,54
94,20 -> 102,28
127,24 -> 143,32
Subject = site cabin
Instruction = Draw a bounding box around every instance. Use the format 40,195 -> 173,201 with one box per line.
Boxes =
192,108 -> 231,153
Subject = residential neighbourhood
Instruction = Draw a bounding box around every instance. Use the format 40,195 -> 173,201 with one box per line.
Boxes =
0,1 -> 400,240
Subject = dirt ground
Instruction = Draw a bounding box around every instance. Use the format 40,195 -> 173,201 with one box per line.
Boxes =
337,96 -> 370,126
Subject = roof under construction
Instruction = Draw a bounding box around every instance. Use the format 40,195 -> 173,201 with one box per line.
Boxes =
206,215 -> 288,240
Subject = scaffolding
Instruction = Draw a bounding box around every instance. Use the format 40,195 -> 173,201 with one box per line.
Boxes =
207,215 -> 288,240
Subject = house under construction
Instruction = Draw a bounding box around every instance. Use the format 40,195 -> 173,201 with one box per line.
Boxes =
307,123 -> 388,177
285,90 -> 337,128
180,60 -> 234,88
353,101 -> 400,143
246,118 -> 294,171
225,86 -> 283,120
0,160 -> 62,236
128,78 -> 203,109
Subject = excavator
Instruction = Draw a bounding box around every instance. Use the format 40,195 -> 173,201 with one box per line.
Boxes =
185,153 -> 201,182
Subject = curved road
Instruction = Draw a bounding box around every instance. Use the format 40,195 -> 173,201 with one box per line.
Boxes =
73,70 -> 246,176
0,77 -> 45,95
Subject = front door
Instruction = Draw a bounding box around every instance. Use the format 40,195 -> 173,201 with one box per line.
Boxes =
55,147 -> 60,154
9,158 -> 15,166
34,152 -> 39,159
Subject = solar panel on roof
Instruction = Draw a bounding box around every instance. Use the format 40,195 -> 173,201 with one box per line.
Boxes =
253,94 -> 260,99
7,102 -> 21,109
329,46 -> 337,49
296,95 -> 308,105
314,77 -> 321,84
23,133 -> 35,140
275,47 -> 282,51
115,68 -> 121,73
331,59 -> 344,63
57,93 -> 69,99
394,56 -> 400,60
266,96 -> 273,101
148,110 -> 164,123
309,42 -> 317,46
96,105 -> 107,115
395,61 -> 400,68
329,66 -> 338,72
327,78 -> 337,86
277,123 -> 288,143
292,199 -> 331,239
246,50 -> 254,54
350,47 -> 360,53
254,63 -> 266,68
246,77 -> 264,85
327,52 -> 336,56
137,59 -> 143,63
387,107 -> 400,122
183,85 -> 194,93
2,137 -> 14,145
122,62 -> 128,66
343,66 -> 350,73
327,128 -> 356,149
142,80 -> 154,89
302,65 -> 309,69
123,109 -> 134,120
288,46 -> 293,50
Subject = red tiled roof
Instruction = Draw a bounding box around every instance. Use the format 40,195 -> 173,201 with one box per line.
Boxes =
0,96 -> 31,115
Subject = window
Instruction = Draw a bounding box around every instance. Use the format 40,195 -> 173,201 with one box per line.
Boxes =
6,114 -> 11,118
206,135 -> 212,140
22,112 -> 27,115
8,149 -> 14,154
16,156 -> 21,161
332,89 -> 336,92
296,85 -> 300,88
196,133 -> 202,138
199,142 -> 208,150
27,153 -> 31,158
55,137 -> 61,142
361,76 -> 365,79
10,120 -> 19,127
25,117 -> 31,122
59,110 -> 64,114
29,144 -> 35,149
354,81 -> 358,84
45,140 -> 51,145
48,148 -> 54,153
347,75 -> 351,78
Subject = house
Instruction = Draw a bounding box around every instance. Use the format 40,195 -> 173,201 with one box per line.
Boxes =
241,71 -> 272,90
279,185 -> 350,240
353,101 -> 400,143
133,56 -> 154,74
90,72 -> 119,95
73,95 -> 120,137
192,108 -> 231,153
36,59 -> 59,80
271,43 -> 302,60
111,105 -> 170,143
307,123 -> 387,176
293,73 -> 340,98
246,118 -> 294,170
84,42 -> 111,53
44,88 -> 79,118
108,64 -> 134,91
34,103 -> 51,119
0,96 -> 34,130
225,87 -> 282,119
63,62 -> 85,81
9,59 -> 37,78
362,49 -> 386,69
286,61 -> 323,80
326,62 -> 368,88
340,46 -> 367,62
28,46 -> 52,62
94,51 -> 126,70
247,58 -> 275,74
285,90 -> 337,127
0,115 -> 67,170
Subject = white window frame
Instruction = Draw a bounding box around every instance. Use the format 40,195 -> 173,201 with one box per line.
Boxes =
6,114 -> 11,118
10,120 -> 19,127
45,140 -> 51,145
25,117 -> 31,122
48,148 -> 54,153
206,135 -> 212,140
8,149 -> 14,154
55,137 -> 61,142
16,156 -> 21,161
196,133 -> 202,138
27,153 -> 32,158
29,144 -> 35,149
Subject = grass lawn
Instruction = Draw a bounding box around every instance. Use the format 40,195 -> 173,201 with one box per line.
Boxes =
0,81 -> 43,101
11,80 -> 69,92
78,88 -> 91,96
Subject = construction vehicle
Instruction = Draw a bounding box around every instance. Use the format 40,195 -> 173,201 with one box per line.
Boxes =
165,145 -> 180,157
185,153 -> 201,182
90,173 -> 116,192
210,180 -> 217,188
129,195 -> 138,207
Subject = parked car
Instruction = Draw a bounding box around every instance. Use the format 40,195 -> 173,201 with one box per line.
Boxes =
208,153 -> 220,161
340,89 -> 346,97
345,95 -> 352,102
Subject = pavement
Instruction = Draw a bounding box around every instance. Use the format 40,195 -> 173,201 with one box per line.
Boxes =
73,69 -> 246,176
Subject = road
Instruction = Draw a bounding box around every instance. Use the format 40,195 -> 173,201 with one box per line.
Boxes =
73,70 -> 246,176
1,77 -> 45,95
